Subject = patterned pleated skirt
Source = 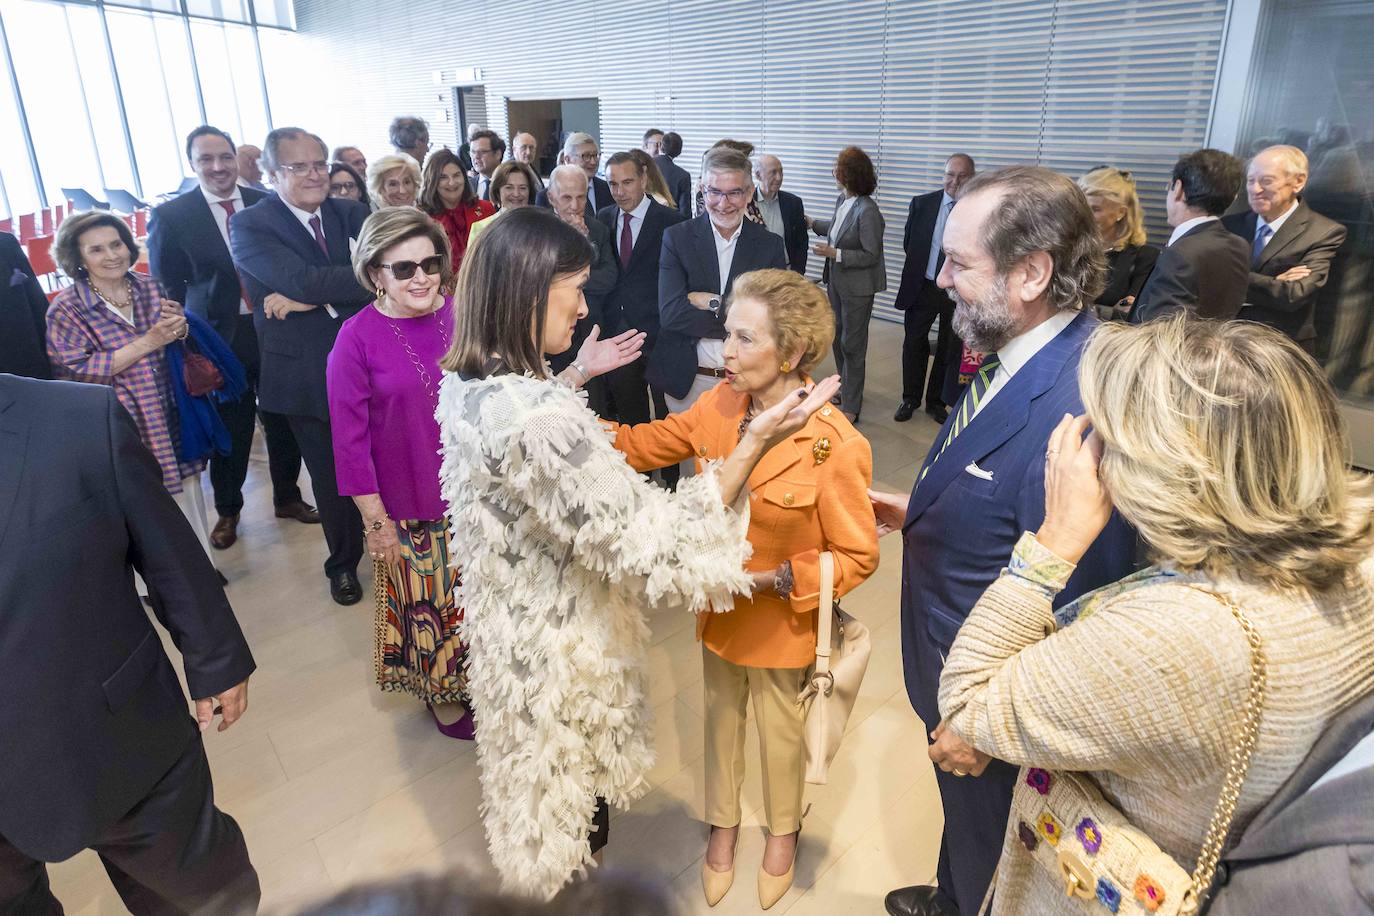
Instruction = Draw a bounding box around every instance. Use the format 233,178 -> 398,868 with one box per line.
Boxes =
373,519 -> 468,704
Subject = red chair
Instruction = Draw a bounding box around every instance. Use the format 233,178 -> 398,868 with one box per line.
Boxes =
25,236 -> 59,292
53,204 -> 64,227
40,209 -> 52,235
0,217 -> 11,234
134,209 -> 148,236
133,260 -> 149,275
17,213 -> 35,243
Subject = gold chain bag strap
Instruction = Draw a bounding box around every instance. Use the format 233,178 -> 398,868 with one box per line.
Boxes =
372,557 -> 390,686
797,551 -> 872,785
996,585 -> 1268,915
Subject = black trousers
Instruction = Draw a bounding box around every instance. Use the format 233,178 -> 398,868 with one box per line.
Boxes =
210,315 -> 304,517
932,755 -> 1017,914
285,414 -> 363,578
0,736 -> 259,916
900,280 -> 956,408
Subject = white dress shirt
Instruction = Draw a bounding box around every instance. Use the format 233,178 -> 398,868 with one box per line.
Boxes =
829,195 -> 858,264
1254,199 -> 1298,251
926,193 -> 956,280
1167,214 -> 1219,247
614,193 -> 652,251
696,219 -> 743,369
972,309 -> 1078,420
200,185 -> 252,315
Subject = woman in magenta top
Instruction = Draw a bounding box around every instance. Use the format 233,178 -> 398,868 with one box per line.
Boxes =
328,207 -> 650,739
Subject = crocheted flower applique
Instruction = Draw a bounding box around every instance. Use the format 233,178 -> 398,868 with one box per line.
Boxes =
1133,874 -> 1166,911
1075,817 -> 1103,855
1017,820 -> 1038,851
1096,877 -> 1122,913
1026,767 -> 1053,795
1035,812 -> 1062,846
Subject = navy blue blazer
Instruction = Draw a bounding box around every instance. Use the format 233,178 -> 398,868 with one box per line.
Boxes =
655,155 -> 693,215
228,194 -> 371,421
596,199 -> 687,341
650,216 -> 788,400
147,185 -> 267,346
0,232 -> 52,379
899,310 -> 1137,730
772,190 -> 810,275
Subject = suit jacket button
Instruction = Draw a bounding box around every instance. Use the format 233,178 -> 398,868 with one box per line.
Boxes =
821,407 -> 833,417
697,444 -> 708,457
783,493 -> 795,506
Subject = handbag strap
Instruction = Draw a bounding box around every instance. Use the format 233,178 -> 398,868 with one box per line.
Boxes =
1181,584 -> 1269,911
814,552 -> 835,677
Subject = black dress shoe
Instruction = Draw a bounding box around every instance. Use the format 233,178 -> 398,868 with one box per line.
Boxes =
329,571 -> 362,606
894,401 -> 917,422
275,500 -> 322,524
885,885 -> 960,916
925,404 -> 950,425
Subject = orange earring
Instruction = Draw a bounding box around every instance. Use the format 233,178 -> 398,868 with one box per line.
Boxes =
780,360 -> 792,373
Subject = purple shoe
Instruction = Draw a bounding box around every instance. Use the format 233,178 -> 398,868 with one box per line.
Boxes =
430,705 -> 475,740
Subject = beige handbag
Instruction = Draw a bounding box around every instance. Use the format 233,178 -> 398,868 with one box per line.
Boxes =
798,552 -> 872,785
991,585 -> 1267,915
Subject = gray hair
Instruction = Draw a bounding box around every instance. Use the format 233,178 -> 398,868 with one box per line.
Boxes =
261,127 -> 328,173
389,116 -> 429,151
549,164 -> 588,195
562,131 -> 597,158
960,165 -> 1106,312
701,147 -> 753,184
1255,144 -> 1309,178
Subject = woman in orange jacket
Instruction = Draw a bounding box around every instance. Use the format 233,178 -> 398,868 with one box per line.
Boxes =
610,268 -> 880,909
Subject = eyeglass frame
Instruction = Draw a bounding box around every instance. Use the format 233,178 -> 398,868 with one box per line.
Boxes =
278,160 -> 330,177
703,186 -> 750,203
378,255 -> 444,280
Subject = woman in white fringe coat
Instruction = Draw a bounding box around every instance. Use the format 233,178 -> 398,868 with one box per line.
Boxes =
435,207 -> 841,898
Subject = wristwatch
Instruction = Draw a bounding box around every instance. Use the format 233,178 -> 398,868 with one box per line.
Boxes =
773,561 -> 795,599
707,297 -> 722,316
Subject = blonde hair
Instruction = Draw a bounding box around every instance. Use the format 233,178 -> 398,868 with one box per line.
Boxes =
1080,317 -> 1374,593
1078,167 -> 1147,250
351,206 -> 453,294
726,269 -> 835,375
366,153 -> 421,210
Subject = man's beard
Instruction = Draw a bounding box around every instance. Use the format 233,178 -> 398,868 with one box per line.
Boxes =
950,274 -> 1016,355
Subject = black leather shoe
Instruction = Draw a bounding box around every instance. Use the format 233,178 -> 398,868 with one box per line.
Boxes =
329,571 -> 362,606
925,404 -> 950,425
885,885 -> 960,916
894,401 -> 917,422
276,500 -> 322,524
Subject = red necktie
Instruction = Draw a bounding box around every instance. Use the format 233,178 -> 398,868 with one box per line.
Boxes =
218,199 -> 253,312
308,214 -> 328,257
620,212 -> 633,269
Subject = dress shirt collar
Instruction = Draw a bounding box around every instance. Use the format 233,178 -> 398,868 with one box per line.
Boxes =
1257,199 -> 1299,237
624,193 -> 651,223
1167,214 -> 1218,247
994,308 -> 1078,381
711,218 -> 743,248
282,197 -> 323,236
940,191 -> 955,210
200,184 -> 243,208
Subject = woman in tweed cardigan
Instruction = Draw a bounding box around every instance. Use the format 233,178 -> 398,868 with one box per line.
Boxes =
935,317 -> 1374,915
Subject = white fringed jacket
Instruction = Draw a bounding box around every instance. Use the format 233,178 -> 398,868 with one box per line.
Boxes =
436,372 -> 753,898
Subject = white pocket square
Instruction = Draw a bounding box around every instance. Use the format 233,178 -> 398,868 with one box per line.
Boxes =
964,462 -> 994,481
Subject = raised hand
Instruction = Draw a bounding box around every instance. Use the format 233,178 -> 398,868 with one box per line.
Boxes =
1037,413 -> 1113,565
575,325 -> 647,378
746,374 -> 841,450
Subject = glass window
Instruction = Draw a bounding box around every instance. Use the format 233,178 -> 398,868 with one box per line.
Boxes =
6,0 -> 106,207
0,28 -> 40,219
67,4 -> 136,192
189,19 -> 267,148
107,0 -> 182,12
185,0 -> 251,24
252,0 -> 294,30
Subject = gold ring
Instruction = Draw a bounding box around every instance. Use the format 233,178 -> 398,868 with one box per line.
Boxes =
953,769 -> 968,777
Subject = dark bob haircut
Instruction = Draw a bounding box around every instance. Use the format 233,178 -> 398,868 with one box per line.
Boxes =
834,146 -> 878,197
52,210 -> 140,280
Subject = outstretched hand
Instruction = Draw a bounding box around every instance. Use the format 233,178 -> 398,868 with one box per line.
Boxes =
746,375 -> 841,450
869,488 -> 910,537
574,325 -> 647,379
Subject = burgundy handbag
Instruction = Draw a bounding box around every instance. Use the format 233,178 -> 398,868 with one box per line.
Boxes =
181,339 -> 224,397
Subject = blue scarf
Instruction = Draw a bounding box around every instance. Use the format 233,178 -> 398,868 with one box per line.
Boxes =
166,311 -> 247,463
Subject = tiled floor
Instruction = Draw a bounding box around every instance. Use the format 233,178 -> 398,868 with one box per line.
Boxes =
48,319 -> 949,915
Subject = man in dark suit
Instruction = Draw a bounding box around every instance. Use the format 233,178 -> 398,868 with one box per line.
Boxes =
875,167 -> 1136,916
511,131 -> 547,193
752,154 -> 808,274
1131,149 -> 1249,323
1222,144 -> 1348,353
655,131 -> 694,216
0,374 -> 258,914
0,231 -> 52,379
147,125 -> 317,551
230,127 -> 372,606
467,129 -> 505,202
650,146 -> 788,412
535,132 -> 611,219
893,153 -> 976,425
598,150 -> 688,428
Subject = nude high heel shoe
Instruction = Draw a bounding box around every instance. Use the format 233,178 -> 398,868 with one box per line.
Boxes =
702,825 -> 737,907
758,830 -> 799,910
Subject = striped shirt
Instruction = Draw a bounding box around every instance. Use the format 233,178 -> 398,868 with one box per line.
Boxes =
46,273 -> 203,493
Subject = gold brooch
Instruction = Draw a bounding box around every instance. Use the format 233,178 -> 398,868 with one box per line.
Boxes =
812,437 -> 832,466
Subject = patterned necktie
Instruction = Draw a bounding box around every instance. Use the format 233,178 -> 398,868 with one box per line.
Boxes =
920,356 -> 1001,480
217,200 -> 253,311
308,214 -> 328,257
620,212 -> 634,269
1252,223 -> 1273,267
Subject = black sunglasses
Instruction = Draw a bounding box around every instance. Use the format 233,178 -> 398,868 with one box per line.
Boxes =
379,255 -> 443,280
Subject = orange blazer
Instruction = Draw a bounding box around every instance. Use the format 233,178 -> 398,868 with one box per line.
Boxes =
611,382 -> 879,669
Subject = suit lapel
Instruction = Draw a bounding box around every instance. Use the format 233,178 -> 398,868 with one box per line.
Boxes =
1257,204 -> 1310,270
0,386 -> 29,551
903,312 -> 1091,529
629,203 -> 662,268
322,201 -> 351,265
694,217 -> 722,293
833,195 -> 862,244
190,195 -> 236,275
269,197 -> 325,263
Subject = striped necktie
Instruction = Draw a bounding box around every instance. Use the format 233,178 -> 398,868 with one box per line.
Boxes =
920,356 -> 1001,480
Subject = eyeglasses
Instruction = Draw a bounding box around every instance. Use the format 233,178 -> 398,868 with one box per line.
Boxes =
379,255 -> 443,280
280,161 -> 329,176
330,181 -> 358,195
704,187 -> 749,203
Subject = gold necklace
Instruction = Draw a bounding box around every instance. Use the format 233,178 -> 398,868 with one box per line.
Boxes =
91,277 -> 133,310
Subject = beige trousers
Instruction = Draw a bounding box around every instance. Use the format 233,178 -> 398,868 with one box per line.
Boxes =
702,646 -> 810,836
